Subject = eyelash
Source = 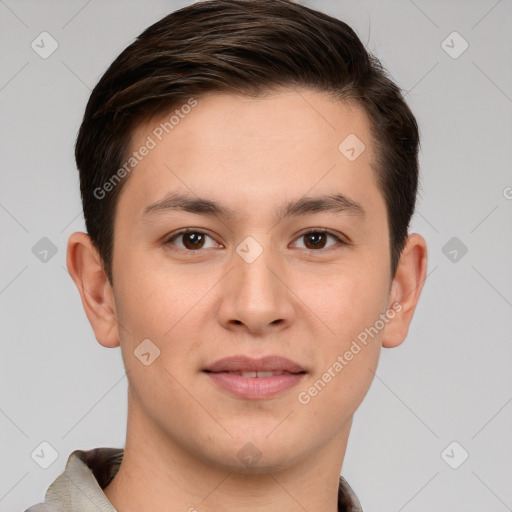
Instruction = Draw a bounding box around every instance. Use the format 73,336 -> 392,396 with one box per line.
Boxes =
164,228 -> 346,253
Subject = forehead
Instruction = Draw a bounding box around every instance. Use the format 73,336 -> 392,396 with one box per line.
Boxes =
117,88 -> 384,223
138,88 -> 372,153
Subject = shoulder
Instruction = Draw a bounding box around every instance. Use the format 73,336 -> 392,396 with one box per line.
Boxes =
24,447 -> 123,512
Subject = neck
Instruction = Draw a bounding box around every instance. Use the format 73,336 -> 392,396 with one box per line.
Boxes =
103,393 -> 352,512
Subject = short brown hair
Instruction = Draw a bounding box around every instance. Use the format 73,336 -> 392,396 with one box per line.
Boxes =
75,0 -> 420,285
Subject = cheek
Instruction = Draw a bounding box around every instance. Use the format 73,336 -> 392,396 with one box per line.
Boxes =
295,261 -> 389,404
296,287 -> 384,424
297,347 -> 380,431
113,260 -> 215,393
304,262 -> 390,340
114,251 -> 192,337
113,266 -> 201,404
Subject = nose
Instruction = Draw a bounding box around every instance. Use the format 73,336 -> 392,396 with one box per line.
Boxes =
217,240 -> 295,334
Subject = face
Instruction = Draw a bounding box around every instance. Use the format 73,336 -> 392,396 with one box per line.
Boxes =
109,88 -> 395,472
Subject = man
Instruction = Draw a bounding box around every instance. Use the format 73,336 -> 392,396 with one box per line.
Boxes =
26,0 -> 427,510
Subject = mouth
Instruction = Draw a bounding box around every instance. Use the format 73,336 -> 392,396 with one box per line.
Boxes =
207,370 -> 298,378
203,355 -> 307,399
203,355 -> 306,374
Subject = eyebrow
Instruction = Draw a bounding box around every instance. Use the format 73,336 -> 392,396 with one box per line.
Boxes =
141,191 -> 366,223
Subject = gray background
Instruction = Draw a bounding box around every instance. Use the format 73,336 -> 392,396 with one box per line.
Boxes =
1,0 -> 511,511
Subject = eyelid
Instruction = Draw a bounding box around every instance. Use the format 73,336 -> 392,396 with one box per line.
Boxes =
164,228 -> 222,251
294,227 -> 346,240
290,228 -> 347,249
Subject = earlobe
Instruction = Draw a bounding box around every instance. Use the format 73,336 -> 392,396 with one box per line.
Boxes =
381,233 -> 428,349
66,232 -> 120,348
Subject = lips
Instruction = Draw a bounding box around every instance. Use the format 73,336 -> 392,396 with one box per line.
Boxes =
225,370 -> 286,378
203,355 -> 306,399
203,355 -> 306,374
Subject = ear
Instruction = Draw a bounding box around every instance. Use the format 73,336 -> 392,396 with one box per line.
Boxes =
66,231 -> 120,348
381,233 -> 428,348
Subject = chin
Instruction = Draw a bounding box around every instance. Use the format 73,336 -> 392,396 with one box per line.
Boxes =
216,432 -> 304,474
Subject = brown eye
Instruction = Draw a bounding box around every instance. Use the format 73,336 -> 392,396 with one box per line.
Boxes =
303,232 -> 328,249
165,230 -> 219,251
293,230 -> 343,251
181,232 -> 205,250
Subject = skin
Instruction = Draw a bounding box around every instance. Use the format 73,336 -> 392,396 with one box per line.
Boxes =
67,87 -> 427,512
